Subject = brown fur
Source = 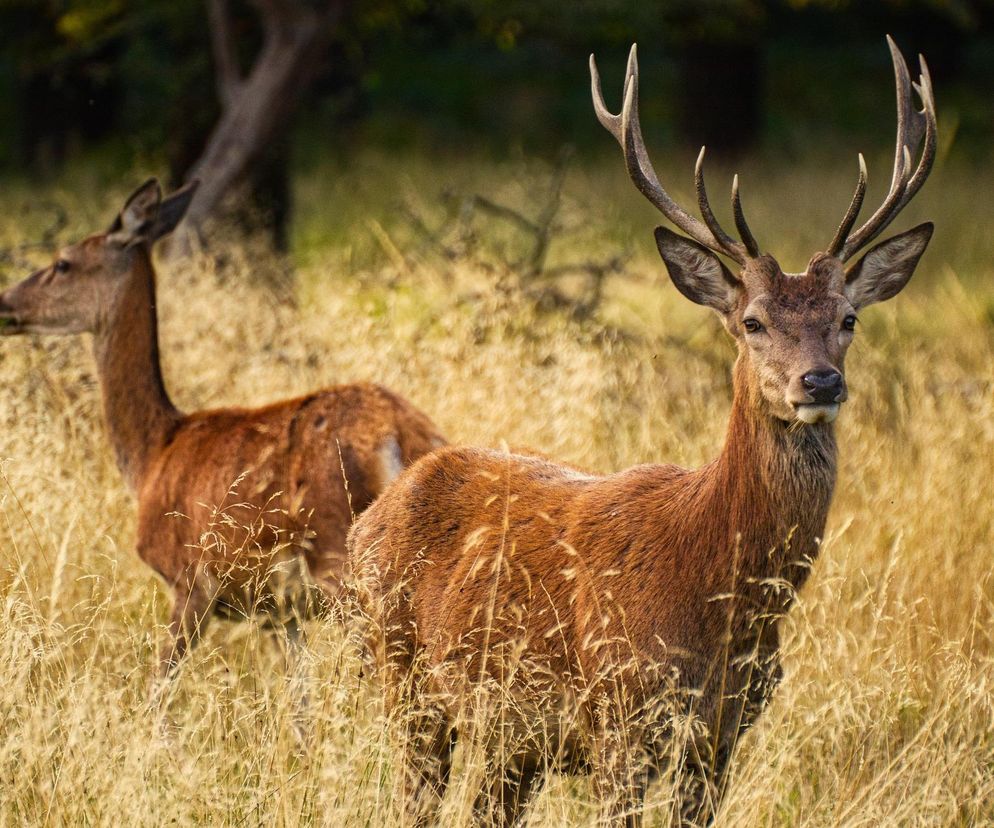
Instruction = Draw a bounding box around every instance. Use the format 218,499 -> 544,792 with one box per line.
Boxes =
0,181 -> 446,677
352,41 -> 936,824
348,232 -> 933,825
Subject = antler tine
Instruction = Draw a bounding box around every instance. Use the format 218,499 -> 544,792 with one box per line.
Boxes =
898,54 -> 937,210
888,35 -> 917,191
695,147 -> 742,255
591,44 -> 752,265
589,52 -> 623,144
827,154 -> 868,257
731,174 -> 760,258
838,37 -> 937,261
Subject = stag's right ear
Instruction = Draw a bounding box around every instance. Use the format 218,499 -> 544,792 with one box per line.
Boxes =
654,226 -> 739,313
107,178 -> 162,246
149,180 -> 198,241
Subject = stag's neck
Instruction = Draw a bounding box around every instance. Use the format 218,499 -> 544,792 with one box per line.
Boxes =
706,358 -> 838,595
91,248 -> 181,492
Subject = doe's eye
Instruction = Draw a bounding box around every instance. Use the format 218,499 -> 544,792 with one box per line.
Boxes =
54,259 -> 71,274
743,318 -> 764,334
843,314 -> 857,332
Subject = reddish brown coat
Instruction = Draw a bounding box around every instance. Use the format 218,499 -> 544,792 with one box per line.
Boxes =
348,37 -> 936,825
350,351 -> 835,825
0,180 -> 445,676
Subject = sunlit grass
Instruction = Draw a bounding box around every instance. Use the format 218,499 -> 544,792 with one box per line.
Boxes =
0,149 -> 991,825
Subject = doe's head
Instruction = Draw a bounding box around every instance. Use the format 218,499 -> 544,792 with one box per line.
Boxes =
0,178 -> 197,337
591,38 -> 935,425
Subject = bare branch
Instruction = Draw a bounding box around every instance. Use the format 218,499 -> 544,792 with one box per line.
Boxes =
207,0 -> 241,108
178,0 -> 350,239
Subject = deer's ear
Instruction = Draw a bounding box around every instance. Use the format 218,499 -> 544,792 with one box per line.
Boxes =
149,180 -> 198,241
845,222 -> 933,309
108,178 -> 162,246
654,226 -> 739,313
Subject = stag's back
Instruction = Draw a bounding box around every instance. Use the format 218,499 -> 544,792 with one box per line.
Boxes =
348,446 -> 722,709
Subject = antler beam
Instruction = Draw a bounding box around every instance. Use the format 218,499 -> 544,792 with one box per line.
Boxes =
830,36 -> 937,261
591,44 -> 759,266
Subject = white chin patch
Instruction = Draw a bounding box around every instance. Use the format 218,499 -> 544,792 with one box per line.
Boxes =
794,403 -> 840,425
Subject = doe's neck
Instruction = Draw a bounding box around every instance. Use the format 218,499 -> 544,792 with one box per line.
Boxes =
91,246 -> 181,492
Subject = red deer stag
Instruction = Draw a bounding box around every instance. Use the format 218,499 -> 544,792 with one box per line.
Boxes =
0,180 -> 445,681
348,37 -> 935,826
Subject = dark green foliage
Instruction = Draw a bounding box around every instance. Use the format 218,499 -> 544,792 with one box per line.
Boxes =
0,0 -> 990,172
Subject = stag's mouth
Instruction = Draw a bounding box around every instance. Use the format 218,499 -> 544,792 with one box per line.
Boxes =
794,403 -> 841,425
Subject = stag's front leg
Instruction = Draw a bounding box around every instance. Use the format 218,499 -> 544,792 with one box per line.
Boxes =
396,702 -> 457,828
591,707 -> 649,827
675,726 -> 737,828
472,755 -> 542,828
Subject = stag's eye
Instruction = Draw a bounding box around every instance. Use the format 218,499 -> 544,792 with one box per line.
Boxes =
743,318 -> 764,334
54,259 -> 71,274
843,314 -> 857,332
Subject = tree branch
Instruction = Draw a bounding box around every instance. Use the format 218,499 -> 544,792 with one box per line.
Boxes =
179,0 -> 350,237
206,0 -> 241,108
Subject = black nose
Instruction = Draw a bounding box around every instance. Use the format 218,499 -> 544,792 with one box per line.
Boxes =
802,369 -> 845,404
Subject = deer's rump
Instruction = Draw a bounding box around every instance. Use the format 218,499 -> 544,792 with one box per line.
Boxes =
135,382 -> 444,614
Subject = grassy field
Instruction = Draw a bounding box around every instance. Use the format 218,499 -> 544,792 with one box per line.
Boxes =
0,148 -> 992,825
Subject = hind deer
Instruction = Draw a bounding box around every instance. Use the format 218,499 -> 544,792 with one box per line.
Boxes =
348,37 -> 935,826
0,179 -> 445,683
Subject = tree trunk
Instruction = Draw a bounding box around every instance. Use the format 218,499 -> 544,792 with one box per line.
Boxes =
177,0 -> 346,246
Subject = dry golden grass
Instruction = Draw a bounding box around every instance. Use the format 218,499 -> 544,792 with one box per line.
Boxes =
0,150 -> 992,825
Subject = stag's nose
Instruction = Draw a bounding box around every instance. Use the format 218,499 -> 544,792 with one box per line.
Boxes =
802,369 -> 846,404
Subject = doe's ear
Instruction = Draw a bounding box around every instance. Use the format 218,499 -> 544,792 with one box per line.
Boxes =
654,226 -> 739,314
845,222 -> 933,309
108,178 -> 162,246
149,180 -> 198,241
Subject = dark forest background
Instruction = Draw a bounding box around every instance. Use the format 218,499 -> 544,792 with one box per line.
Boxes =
1,0 -> 992,248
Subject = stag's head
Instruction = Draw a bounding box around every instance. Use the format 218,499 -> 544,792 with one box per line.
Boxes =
0,179 -> 197,336
592,38 -> 935,425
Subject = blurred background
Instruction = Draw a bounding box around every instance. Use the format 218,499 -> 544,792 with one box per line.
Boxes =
0,0 -> 991,261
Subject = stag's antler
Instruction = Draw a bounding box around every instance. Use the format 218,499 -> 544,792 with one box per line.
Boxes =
829,35 -> 937,261
591,44 -> 759,266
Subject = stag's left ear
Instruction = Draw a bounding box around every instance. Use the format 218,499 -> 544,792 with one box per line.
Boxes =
844,222 -> 933,309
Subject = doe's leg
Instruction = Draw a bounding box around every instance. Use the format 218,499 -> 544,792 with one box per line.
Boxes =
275,615 -> 315,746
157,575 -> 215,682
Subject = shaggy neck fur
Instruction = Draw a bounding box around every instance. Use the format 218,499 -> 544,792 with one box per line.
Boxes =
91,247 -> 181,492
704,356 -> 837,609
